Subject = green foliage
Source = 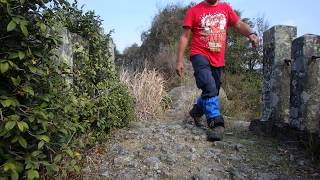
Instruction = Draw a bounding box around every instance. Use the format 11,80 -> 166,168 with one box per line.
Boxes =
223,71 -> 262,119
0,0 -> 134,179
117,43 -> 142,70
140,4 -> 189,59
225,12 -> 269,74
119,4 -> 193,75
141,4 -> 192,75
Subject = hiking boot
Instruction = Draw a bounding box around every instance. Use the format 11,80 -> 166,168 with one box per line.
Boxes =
189,104 -> 204,127
207,121 -> 225,142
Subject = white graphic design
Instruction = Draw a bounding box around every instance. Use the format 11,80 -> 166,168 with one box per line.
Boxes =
200,13 -> 227,52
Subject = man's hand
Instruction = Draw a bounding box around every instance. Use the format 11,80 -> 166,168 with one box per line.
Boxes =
176,28 -> 191,77
249,34 -> 260,48
175,61 -> 184,77
234,21 -> 260,48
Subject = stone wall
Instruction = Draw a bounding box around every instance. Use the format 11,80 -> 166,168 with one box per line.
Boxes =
56,28 -> 116,83
290,35 -> 320,133
59,28 -> 74,69
251,25 -> 320,141
108,39 -> 116,65
261,26 -> 297,123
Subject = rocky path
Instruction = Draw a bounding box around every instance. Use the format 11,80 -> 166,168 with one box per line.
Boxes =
81,87 -> 320,180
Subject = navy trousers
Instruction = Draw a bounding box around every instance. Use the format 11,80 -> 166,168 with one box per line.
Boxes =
191,55 -> 224,125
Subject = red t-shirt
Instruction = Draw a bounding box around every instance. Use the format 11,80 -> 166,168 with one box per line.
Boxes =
183,2 -> 239,67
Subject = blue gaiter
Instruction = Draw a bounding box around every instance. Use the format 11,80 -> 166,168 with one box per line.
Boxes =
196,96 -> 221,124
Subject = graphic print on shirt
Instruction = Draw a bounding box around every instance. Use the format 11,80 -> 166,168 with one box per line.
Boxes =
200,13 -> 227,52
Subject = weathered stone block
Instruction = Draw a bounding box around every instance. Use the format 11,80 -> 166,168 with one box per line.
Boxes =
51,28 -> 75,85
59,28 -> 73,69
261,25 -> 297,122
290,34 -> 320,133
108,39 -> 115,65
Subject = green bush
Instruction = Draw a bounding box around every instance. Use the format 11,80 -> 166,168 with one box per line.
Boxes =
0,0 -> 134,179
223,71 -> 262,119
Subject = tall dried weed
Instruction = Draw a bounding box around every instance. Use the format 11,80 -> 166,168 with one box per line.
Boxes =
120,68 -> 168,120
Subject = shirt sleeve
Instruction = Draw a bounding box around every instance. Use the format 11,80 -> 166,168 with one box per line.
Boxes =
226,4 -> 240,27
183,9 -> 194,29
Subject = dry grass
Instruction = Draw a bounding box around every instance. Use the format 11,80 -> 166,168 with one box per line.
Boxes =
119,68 -> 168,120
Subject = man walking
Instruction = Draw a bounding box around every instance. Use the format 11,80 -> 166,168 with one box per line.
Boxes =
176,0 -> 259,141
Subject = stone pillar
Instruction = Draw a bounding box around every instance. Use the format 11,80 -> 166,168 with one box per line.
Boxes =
108,39 -> 116,66
261,25 -> 297,122
59,28 -> 73,69
52,28 -> 74,85
290,34 -> 320,133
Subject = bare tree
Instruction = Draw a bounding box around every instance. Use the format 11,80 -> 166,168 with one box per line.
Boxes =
253,14 -> 270,70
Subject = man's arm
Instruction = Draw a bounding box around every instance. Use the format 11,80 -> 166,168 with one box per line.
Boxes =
176,28 -> 191,76
234,20 -> 260,48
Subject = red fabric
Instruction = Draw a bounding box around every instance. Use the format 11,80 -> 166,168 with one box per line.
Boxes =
183,2 -> 239,67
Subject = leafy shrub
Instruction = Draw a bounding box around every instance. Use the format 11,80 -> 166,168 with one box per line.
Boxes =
0,0 -> 134,179
223,72 -> 262,119
139,4 -> 190,76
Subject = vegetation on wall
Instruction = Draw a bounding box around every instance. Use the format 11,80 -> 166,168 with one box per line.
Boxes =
0,0 -> 133,179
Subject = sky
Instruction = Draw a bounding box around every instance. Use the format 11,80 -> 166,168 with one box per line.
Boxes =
77,0 -> 320,52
